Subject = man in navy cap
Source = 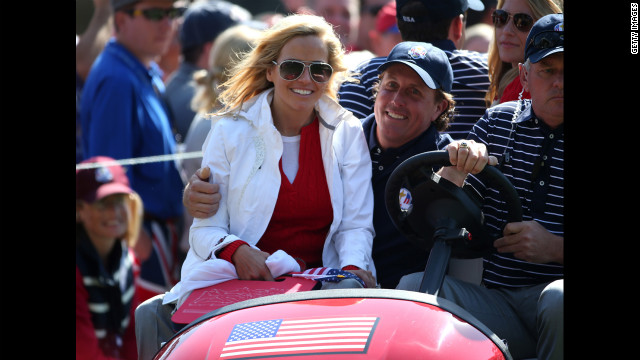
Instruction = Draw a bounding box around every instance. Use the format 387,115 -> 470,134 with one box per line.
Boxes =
164,0 -> 251,143
339,0 -> 490,140
363,41 -> 456,289
399,13 -> 564,360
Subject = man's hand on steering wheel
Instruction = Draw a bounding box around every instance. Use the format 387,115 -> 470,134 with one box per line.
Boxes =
441,140 -> 499,186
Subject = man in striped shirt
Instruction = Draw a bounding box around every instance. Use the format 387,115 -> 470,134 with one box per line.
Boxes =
338,0 -> 490,140
397,14 -> 564,360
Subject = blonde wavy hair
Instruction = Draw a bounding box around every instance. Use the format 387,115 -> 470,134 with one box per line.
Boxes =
191,25 -> 262,115
485,0 -> 563,106
123,192 -> 143,248
214,14 -> 355,115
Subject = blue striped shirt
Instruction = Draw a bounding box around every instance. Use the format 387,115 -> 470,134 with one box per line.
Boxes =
338,40 -> 490,140
465,99 -> 564,288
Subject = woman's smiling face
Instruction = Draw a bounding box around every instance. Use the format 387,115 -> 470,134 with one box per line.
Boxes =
267,35 -> 330,117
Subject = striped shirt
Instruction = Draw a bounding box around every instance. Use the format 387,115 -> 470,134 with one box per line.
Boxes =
465,99 -> 564,288
338,40 -> 490,140
76,226 -> 136,352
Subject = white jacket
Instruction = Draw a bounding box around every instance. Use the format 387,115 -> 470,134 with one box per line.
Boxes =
170,89 -> 375,302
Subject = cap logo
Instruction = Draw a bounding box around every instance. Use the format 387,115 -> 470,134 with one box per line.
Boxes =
95,166 -> 113,184
407,46 -> 427,60
402,15 -> 415,23
554,22 -> 563,32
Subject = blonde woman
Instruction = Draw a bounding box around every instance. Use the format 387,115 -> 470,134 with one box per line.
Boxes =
76,156 -> 143,360
135,14 -> 376,359
485,0 -> 562,106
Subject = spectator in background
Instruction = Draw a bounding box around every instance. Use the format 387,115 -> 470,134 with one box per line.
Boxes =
485,0 -> 562,106
339,0 -> 490,140
76,156 -> 143,360
354,0 -> 391,53
466,0 -> 497,26
367,0 -> 402,57
463,22 -> 493,52
81,0 -> 186,303
308,0 -> 360,52
163,0 -> 251,143
76,0 -> 114,164
155,0 -> 190,83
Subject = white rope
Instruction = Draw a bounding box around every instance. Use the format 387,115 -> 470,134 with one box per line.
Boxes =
75,151 -> 203,170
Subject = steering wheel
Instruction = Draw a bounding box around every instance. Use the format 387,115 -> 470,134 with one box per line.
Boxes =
384,150 -> 522,259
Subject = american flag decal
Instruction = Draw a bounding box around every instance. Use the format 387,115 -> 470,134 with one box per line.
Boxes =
220,316 -> 379,359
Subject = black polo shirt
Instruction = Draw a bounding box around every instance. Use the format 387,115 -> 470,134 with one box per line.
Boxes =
362,113 -> 452,288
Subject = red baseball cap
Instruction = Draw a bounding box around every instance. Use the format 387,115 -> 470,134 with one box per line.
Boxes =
76,156 -> 133,203
376,1 -> 399,34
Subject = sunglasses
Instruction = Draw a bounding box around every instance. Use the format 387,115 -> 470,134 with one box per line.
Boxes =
491,9 -> 534,32
124,7 -> 184,21
528,31 -> 564,50
272,60 -> 333,83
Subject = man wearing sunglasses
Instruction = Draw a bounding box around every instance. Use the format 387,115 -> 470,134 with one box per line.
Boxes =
398,13 -> 564,360
338,0 -> 490,141
80,0 -> 187,306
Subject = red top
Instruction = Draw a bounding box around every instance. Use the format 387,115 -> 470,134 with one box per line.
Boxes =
499,76 -> 531,104
219,117 -> 358,271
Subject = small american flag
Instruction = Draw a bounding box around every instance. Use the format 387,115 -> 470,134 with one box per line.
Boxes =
290,267 -> 366,287
220,316 -> 378,359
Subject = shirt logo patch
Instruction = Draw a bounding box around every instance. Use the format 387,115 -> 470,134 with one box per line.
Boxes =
399,187 -> 413,212
554,22 -> 563,32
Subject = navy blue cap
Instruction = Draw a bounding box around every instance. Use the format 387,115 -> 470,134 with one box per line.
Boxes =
524,13 -> 564,63
396,0 -> 484,23
179,0 -> 251,50
378,41 -> 453,92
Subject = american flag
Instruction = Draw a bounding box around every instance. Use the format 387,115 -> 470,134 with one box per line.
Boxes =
220,316 -> 378,359
290,267 -> 366,287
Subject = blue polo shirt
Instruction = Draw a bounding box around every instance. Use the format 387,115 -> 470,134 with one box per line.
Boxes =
466,99 -> 564,288
81,39 -> 184,220
362,113 -> 452,288
339,40 -> 489,140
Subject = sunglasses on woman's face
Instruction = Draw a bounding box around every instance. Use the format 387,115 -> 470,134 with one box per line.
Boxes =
124,7 -> 184,21
491,9 -> 534,32
272,60 -> 333,83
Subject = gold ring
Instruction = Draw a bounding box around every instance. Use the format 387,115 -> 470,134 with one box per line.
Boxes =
459,141 -> 468,149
